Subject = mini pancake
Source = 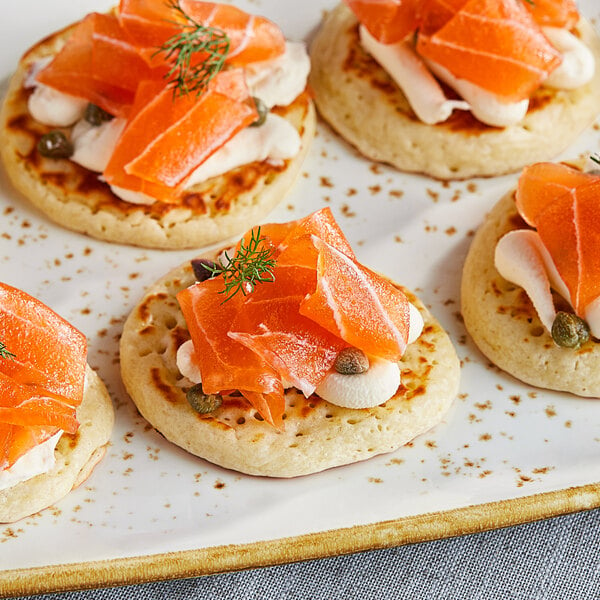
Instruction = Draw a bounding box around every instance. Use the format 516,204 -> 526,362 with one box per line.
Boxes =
0,23 -> 315,249
119,250 -> 460,478
461,182 -> 600,397
308,4 -> 600,180
0,366 -> 114,523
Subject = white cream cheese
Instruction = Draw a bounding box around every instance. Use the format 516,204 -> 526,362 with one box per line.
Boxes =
245,41 -> 311,108
0,430 -> 62,492
542,27 -> 595,89
359,22 -> 595,127
71,118 -> 127,172
28,84 -> 87,128
359,26 -> 470,125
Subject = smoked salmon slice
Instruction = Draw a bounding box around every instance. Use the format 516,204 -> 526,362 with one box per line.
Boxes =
343,0 -> 422,44
299,237 -> 410,361
178,209 -> 415,426
36,14 -> 136,118
0,282 -> 87,469
103,69 -> 257,199
523,0 -> 579,29
119,0 -> 285,66
415,0 -> 563,102
516,162 -> 597,227
177,277 -> 284,427
229,295 -> 348,397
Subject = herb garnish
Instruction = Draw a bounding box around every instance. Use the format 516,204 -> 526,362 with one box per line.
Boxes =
0,342 -> 15,360
203,226 -> 276,302
154,0 -> 230,98
590,154 -> 600,166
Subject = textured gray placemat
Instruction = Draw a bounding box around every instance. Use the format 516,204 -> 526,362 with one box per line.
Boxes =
18,507 -> 600,600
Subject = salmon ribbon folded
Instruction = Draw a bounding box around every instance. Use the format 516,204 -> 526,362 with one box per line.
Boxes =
0,283 -> 87,470
515,163 -> 600,317
35,0 -> 286,202
344,0 -> 578,102
177,208 -> 412,428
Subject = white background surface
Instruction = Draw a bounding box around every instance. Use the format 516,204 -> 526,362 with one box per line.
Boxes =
0,0 -> 598,577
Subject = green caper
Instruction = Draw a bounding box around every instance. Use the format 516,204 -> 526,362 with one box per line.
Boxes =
191,258 -> 218,282
250,96 -> 268,127
551,311 -> 590,349
37,130 -> 73,159
186,383 -> 223,414
84,103 -> 113,126
334,347 -> 369,375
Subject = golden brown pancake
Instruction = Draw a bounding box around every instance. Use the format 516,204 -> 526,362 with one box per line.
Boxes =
0,23 -> 315,249
461,186 -> 600,397
120,249 -> 461,478
0,366 -> 114,523
309,4 -> 600,180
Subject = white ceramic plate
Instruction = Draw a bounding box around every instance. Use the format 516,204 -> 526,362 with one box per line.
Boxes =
1,1 -> 599,595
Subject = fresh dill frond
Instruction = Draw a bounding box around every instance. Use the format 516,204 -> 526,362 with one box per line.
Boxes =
203,227 -> 276,302
0,341 -> 15,360
154,0 -> 230,98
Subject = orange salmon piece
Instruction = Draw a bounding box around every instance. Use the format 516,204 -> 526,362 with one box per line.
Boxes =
36,14 -> 135,118
516,162 -> 598,227
533,180 -> 600,316
177,277 -> 284,426
0,424 -> 59,470
0,283 -> 87,469
523,0 -> 579,28
299,238 -> 410,361
104,69 -> 256,195
344,0 -> 422,43
230,295 -> 348,397
119,0 -> 284,66
416,0 -> 562,102
91,12 -> 162,93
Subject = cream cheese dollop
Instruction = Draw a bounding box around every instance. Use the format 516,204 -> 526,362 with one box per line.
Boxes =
359,26 -> 470,125
359,21 -> 595,128
28,84 -> 87,128
0,430 -> 62,492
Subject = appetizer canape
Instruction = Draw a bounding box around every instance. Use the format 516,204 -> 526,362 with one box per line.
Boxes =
309,0 -> 600,179
462,157 -> 600,396
0,0 -> 314,248
0,283 -> 113,523
120,208 -> 460,477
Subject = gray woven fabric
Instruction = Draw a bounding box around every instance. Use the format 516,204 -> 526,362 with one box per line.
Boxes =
19,508 -> 600,600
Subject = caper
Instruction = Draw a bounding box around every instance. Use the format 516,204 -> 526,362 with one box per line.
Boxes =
186,383 -> 223,414
334,347 -> 369,375
84,103 -> 113,126
191,258 -> 219,282
551,311 -> 590,349
37,130 -> 73,159
250,96 -> 268,127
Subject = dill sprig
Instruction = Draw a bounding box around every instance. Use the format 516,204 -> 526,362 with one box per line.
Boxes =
154,0 -> 230,98
0,342 -> 15,361
203,227 -> 276,302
